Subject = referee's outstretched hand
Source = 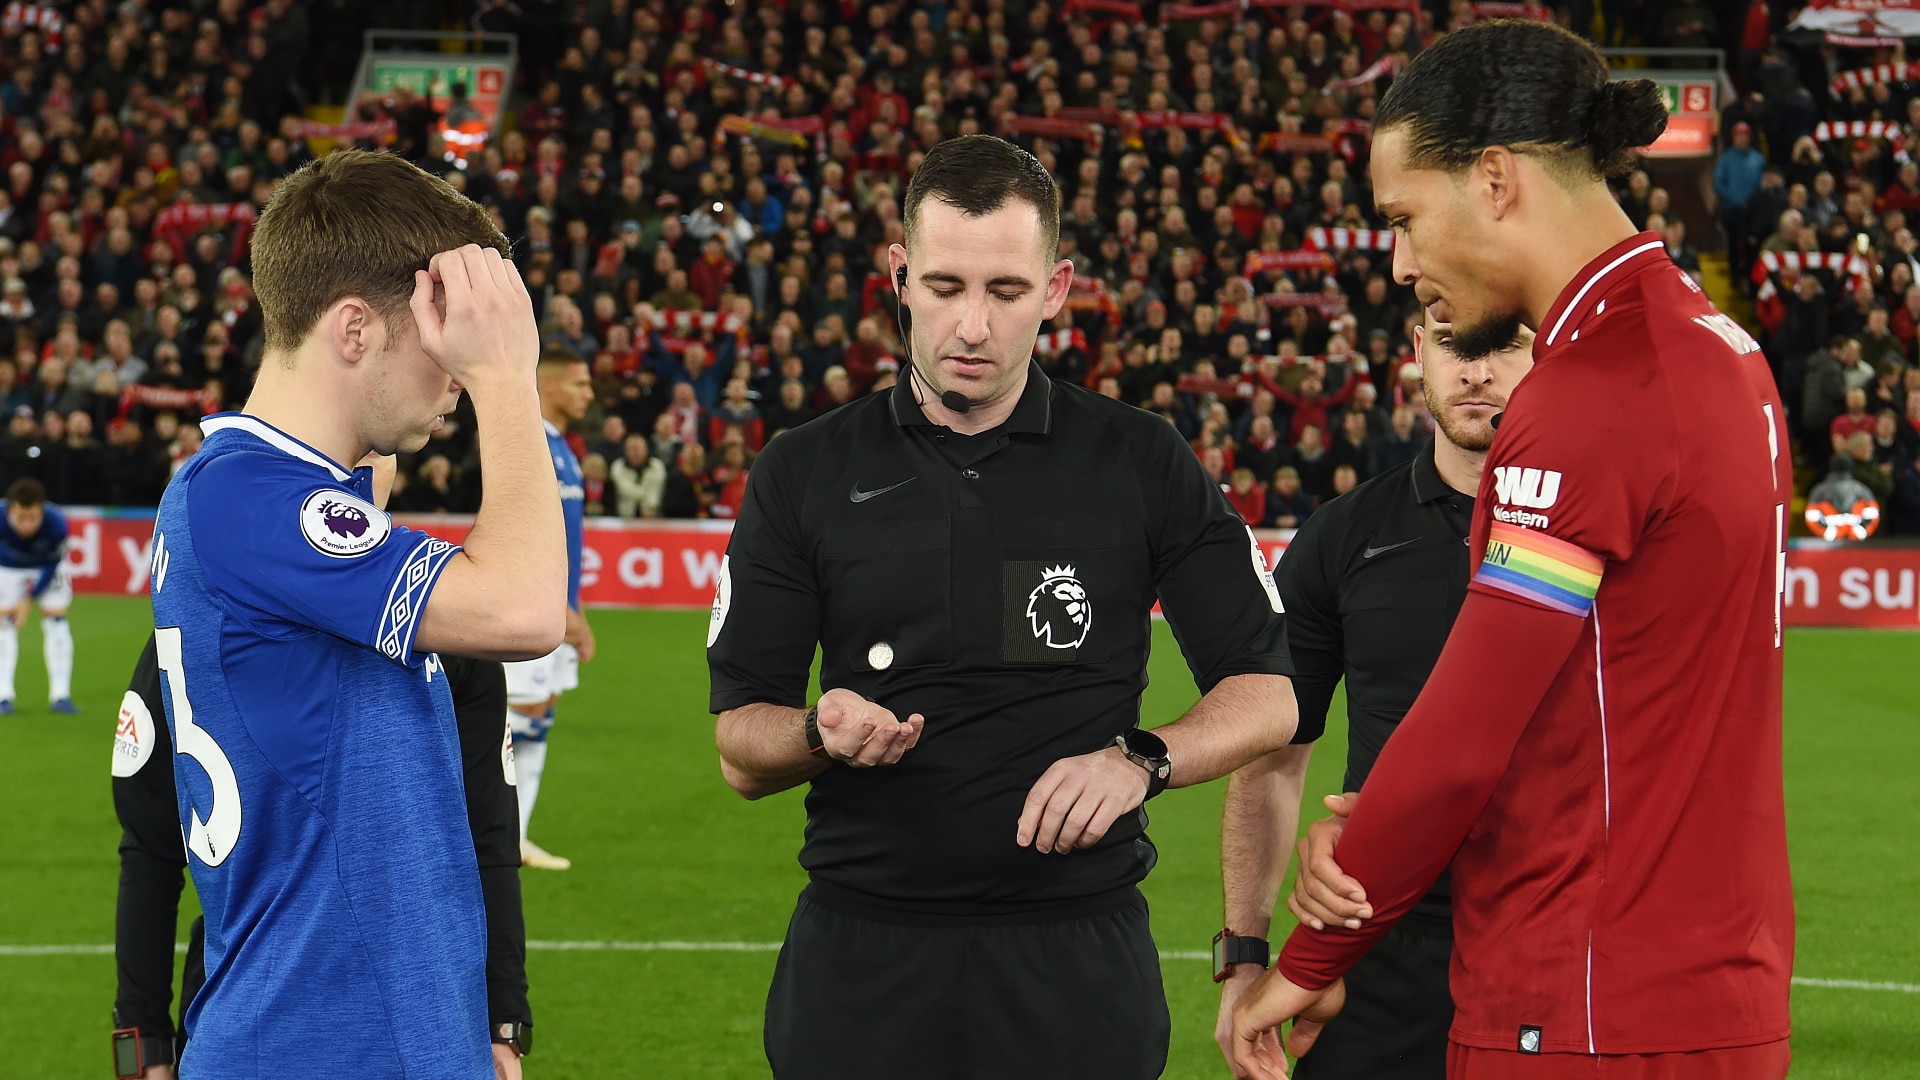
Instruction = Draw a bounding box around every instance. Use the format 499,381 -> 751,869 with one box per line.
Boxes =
814,688 -> 924,768
1287,792 -> 1372,931
1015,747 -> 1151,854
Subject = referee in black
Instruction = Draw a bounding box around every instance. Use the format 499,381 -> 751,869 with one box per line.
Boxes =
707,134 -> 1299,1079
1212,314 -> 1533,1079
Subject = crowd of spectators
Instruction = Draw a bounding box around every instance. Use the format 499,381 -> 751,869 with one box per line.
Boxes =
1724,36 -> 1920,533
2,0 -> 1917,536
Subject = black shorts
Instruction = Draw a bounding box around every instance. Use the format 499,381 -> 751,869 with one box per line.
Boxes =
1292,911 -> 1453,1080
764,884 -> 1170,1080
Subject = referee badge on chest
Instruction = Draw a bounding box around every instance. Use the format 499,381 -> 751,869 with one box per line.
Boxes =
1002,562 -> 1092,663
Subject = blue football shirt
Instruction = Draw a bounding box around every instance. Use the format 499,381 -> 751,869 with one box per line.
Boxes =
149,413 -> 490,1079
0,499 -> 69,595
546,419 -> 585,610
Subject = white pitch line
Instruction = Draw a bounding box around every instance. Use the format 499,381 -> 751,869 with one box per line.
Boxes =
1790,976 -> 1920,994
527,940 -> 782,952
4,942 -> 1915,995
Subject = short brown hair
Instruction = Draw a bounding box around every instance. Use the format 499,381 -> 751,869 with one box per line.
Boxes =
538,344 -> 588,372
903,135 -> 1060,261
7,478 -> 45,508
250,150 -> 510,355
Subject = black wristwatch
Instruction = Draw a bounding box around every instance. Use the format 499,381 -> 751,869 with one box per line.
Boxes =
111,1027 -> 174,1078
803,705 -> 830,759
1212,929 -> 1271,982
1113,727 -> 1172,799
492,1020 -> 533,1057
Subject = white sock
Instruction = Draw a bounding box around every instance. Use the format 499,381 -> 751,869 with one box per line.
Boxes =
514,737 -> 547,840
0,622 -> 17,702
42,616 -> 71,702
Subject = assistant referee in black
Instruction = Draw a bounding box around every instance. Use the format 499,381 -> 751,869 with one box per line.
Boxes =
707,134 -> 1300,1079
1213,315 -> 1534,1079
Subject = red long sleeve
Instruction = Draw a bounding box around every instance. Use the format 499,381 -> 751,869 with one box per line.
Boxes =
1276,590 -> 1585,990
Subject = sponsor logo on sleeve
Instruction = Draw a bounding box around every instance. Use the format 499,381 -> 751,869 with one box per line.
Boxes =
111,689 -> 156,778
1491,466 -> 1561,529
299,490 -> 390,558
1247,525 -> 1285,612
706,555 -> 732,648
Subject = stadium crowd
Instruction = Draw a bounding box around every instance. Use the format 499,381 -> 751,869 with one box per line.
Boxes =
1,0 -> 1918,534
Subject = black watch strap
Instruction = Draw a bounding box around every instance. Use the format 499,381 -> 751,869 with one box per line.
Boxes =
492,1020 -> 533,1056
803,705 -> 829,758
1212,929 -> 1271,982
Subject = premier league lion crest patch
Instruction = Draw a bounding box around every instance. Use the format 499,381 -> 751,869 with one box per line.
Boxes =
1002,561 -> 1093,663
299,489 -> 390,558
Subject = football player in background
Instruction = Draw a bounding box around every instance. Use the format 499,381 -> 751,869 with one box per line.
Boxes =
506,347 -> 596,871
0,477 -> 78,714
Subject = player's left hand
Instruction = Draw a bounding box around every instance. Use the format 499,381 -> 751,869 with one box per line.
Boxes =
1288,793 -> 1372,930
565,608 -> 596,663
1228,969 -> 1346,1079
492,1042 -> 522,1080
1016,746 -> 1149,854
6,600 -> 27,627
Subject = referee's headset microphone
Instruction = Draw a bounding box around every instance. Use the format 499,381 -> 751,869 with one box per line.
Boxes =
896,265 -> 973,414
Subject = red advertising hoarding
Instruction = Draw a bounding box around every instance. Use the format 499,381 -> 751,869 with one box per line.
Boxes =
64,512 -> 1920,629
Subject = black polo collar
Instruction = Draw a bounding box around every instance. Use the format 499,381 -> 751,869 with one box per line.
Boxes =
888,360 -> 1054,435
1409,438 -> 1464,504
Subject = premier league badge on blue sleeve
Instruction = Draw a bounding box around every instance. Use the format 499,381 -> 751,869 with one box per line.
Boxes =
299,490 -> 390,559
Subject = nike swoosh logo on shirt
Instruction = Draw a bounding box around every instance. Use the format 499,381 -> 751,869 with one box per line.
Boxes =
1362,538 -> 1421,559
849,478 -> 916,503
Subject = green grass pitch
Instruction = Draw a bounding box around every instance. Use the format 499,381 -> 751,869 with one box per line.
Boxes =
2,596 -> 1916,1078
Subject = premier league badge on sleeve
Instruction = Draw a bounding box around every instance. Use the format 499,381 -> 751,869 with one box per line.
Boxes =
299,489 -> 391,558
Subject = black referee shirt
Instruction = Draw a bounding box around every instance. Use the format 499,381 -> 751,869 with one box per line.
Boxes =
708,362 -> 1293,914
1274,439 -> 1473,918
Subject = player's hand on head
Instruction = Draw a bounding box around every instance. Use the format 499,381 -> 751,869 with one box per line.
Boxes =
410,244 -> 540,389
1015,745 -> 1150,855
1228,970 -> 1344,1079
814,687 -> 923,768
1286,793 -> 1371,930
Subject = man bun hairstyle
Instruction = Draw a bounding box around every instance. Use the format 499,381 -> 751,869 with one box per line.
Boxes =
903,134 -> 1061,259
1376,20 -> 1667,181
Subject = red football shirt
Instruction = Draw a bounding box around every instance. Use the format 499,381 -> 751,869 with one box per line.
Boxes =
1278,233 -> 1795,1056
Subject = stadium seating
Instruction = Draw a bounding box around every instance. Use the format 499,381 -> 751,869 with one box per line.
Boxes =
0,0 -> 1916,532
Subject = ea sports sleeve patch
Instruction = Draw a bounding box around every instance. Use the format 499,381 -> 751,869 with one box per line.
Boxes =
1476,521 -> 1604,617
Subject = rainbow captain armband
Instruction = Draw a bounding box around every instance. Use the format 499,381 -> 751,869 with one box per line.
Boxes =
1476,521 -> 1604,617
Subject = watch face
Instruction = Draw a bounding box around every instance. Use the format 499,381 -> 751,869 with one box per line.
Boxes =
1124,727 -> 1169,760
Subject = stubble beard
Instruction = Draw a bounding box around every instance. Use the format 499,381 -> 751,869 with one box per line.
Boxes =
1430,390 -> 1498,453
